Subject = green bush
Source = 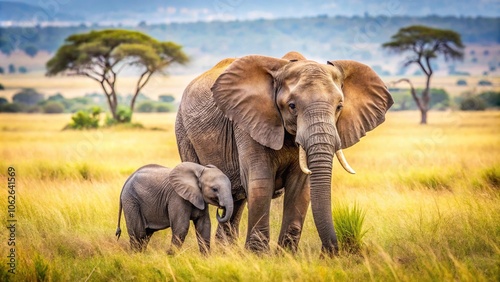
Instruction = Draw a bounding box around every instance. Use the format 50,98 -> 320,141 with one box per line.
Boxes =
0,97 -> 7,104
136,101 -> 155,112
116,107 -> 132,123
12,88 -> 44,105
478,80 -> 492,86
26,105 -> 42,113
0,102 -> 24,112
43,101 -> 65,113
159,94 -> 175,103
460,96 -> 487,111
477,91 -> 500,107
332,201 -> 368,254
156,103 -> 175,112
66,107 -> 101,129
390,88 -> 450,111
0,83 -> 4,90
105,106 -> 132,126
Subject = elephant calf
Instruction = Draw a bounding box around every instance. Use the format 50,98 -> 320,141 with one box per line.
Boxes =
115,162 -> 233,254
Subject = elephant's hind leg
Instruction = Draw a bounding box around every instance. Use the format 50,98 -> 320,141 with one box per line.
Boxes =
124,203 -> 149,252
175,112 -> 200,163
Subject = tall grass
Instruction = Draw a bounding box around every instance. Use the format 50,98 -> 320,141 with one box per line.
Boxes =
332,201 -> 367,254
0,111 -> 499,281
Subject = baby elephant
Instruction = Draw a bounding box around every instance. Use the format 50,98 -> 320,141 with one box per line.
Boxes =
115,162 -> 233,254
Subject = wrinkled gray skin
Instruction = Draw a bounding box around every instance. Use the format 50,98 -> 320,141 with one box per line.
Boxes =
175,52 -> 393,256
115,162 -> 233,254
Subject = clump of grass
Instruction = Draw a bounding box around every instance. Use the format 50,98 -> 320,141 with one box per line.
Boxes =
34,255 -> 49,282
400,169 -> 455,191
481,166 -> 500,189
332,201 -> 368,254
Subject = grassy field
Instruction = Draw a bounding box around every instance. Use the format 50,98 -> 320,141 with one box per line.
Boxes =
0,111 -> 499,281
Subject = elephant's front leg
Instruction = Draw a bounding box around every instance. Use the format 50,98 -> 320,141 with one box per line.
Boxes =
194,212 -> 211,255
278,165 -> 310,253
168,215 -> 190,255
245,173 -> 275,253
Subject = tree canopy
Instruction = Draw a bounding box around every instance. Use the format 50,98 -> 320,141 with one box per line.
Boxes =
382,25 -> 464,77
383,25 -> 464,124
46,29 -> 188,121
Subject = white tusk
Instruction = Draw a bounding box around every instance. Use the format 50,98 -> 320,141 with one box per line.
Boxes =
335,149 -> 356,174
299,146 -> 312,175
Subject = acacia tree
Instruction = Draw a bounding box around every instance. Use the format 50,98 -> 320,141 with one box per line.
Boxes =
46,29 -> 188,121
383,25 -> 464,124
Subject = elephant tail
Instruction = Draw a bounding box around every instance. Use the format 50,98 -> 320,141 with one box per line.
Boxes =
116,200 -> 122,240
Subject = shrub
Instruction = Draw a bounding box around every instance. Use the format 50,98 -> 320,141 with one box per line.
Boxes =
66,107 -> 101,129
0,97 -> 7,104
482,167 -> 500,189
478,80 -> 492,86
18,66 -> 28,73
429,88 -> 450,109
0,83 -> 4,90
43,101 -> 65,113
0,103 -> 24,112
136,101 -> 155,112
156,103 -> 175,112
26,105 -> 42,113
460,97 -> 487,111
332,201 -> 368,254
159,94 -> 175,103
456,79 -> 467,86
12,88 -> 44,105
105,106 -> 132,126
477,91 -> 500,107
116,107 -> 132,123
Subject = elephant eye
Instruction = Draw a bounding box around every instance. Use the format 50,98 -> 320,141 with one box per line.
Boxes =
212,187 -> 218,193
288,103 -> 296,110
336,103 -> 343,112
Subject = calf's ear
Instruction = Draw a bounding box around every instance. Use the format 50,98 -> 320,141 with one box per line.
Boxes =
169,162 -> 205,210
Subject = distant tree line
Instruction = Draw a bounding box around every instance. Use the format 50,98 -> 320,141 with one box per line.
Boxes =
0,64 -> 29,74
2,87 -> 497,114
0,88 -> 177,114
389,88 -> 500,111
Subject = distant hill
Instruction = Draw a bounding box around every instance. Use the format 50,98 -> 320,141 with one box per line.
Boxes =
0,1 -> 82,22
1,15 -> 498,75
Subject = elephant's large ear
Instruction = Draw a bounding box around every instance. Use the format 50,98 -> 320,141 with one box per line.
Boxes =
281,51 -> 306,61
169,162 -> 205,210
328,60 -> 394,149
211,55 -> 289,150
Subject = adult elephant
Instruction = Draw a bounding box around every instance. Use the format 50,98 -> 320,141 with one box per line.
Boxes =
175,52 -> 393,256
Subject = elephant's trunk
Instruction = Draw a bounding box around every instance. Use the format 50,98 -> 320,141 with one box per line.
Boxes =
300,146 -> 355,175
216,192 -> 234,223
298,104 -> 341,256
307,135 -> 339,256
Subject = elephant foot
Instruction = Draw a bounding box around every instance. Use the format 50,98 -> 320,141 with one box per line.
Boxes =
245,232 -> 270,254
278,225 -> 302,253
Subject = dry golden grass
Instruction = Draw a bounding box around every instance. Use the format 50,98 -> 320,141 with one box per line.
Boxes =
0,111 -> 498,281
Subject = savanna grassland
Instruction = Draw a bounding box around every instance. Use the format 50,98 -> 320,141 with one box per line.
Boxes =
0,111 -> 499,281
